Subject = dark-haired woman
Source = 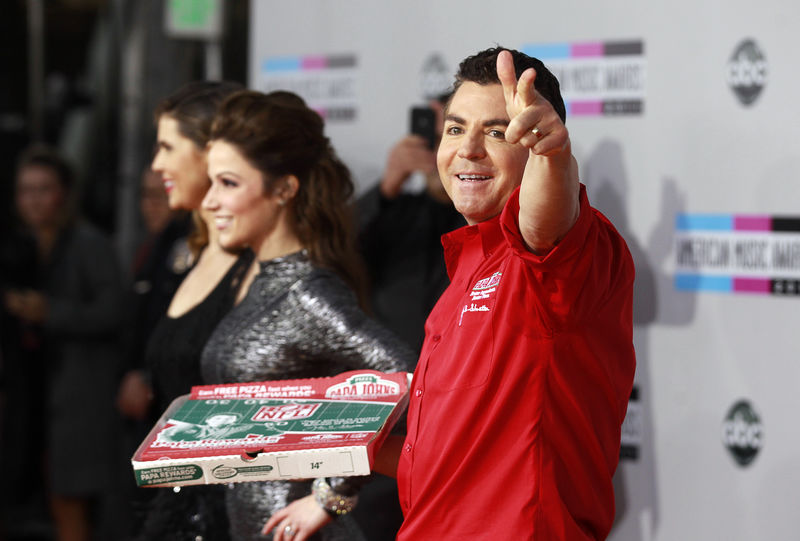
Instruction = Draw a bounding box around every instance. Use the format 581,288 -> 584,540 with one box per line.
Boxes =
131,81 -> 253,540
200,90 -> 414,541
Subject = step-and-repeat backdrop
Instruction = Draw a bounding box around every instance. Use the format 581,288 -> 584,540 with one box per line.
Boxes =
249,1 -> 799,539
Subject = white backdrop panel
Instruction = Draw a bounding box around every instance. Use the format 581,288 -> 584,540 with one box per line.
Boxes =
249,2 -> 800,539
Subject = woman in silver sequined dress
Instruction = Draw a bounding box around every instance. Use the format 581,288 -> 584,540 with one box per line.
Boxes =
200,90 -> 415,541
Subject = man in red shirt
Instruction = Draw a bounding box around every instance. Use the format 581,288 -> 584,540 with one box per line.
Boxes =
376,47 -> 635,540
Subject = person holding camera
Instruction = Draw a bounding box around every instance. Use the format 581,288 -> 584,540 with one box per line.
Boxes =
358,97 -> 465,355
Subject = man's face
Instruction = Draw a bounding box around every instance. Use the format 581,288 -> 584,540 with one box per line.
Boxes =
437,82 -> 529,225
15,165 -> 66,229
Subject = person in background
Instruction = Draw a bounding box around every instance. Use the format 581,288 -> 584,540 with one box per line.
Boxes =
375,47 -> 636,540
4,145 -> 124,541
0,166 -> 44,538
110,166 -> 190,538
116,167 -> 186,424
132,80 -> 250,541
358,95 -> 464,354
135,167 -> 175,267
199,90 -> 415,541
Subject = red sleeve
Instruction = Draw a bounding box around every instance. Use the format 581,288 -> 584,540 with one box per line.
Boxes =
499,184 -> 635,330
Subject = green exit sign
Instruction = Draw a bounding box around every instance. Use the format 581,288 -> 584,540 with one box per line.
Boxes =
165,0 -> 222,39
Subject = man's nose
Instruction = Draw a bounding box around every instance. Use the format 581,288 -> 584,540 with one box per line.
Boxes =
457,132 -> 486,160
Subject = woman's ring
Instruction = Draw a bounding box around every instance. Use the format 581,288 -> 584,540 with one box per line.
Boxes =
531,127 -> 542,138
284,524 -> 296,538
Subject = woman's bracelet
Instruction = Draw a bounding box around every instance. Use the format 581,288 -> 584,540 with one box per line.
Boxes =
312,478 -> 358,516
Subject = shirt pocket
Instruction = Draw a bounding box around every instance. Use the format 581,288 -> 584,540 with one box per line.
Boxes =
426,268 -> 504,392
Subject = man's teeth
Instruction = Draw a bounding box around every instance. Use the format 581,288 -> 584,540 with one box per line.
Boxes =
457,174 -> 491,181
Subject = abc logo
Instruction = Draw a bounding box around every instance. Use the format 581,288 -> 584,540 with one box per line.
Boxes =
722,399 -> 763,467
420,54 -> 451,100
727,39 -> 767,106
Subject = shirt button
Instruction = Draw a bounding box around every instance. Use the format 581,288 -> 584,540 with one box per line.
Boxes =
405,444 -> 412,452
432,334 -> 441,342
415,389 -> 423,397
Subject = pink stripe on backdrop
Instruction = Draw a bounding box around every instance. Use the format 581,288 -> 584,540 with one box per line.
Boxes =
301,56 -> 327,70
733,277 -> 770,294
571,42 -> 604,57
734,215 -> 771,231
570,101 -> 603,115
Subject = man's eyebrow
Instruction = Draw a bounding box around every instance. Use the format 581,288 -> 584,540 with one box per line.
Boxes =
482,118 -> 510,127
444,113 -> 465,124
443,113 -> 509,128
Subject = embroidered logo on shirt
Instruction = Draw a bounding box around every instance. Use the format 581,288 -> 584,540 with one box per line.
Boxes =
470,272 -> 502,300
459,272 -> 502,326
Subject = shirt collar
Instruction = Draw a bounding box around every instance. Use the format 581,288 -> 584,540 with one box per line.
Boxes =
441,202 -> 508,280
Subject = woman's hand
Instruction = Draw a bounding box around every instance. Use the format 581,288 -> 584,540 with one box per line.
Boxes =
262,494 -> 331,541
116,370 -> 154,420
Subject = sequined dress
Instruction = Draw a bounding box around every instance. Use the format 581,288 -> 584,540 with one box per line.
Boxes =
201,251 -> 414,541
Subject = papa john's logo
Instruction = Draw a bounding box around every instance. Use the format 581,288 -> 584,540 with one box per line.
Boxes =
471,272 -> 502,299
325,374 -> 400,398
472,272 -> 503,297
459,272 -> 502,326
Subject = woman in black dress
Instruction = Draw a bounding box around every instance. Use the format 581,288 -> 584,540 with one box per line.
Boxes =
134,81 -> 251,540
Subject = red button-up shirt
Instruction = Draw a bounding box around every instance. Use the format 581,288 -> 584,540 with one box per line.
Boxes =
397,186 -> 635,540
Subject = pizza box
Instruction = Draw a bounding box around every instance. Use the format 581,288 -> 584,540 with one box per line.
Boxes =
132,370 -> 410,487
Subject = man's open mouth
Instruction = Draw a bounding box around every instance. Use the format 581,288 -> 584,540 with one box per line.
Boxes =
457,174 -> 492,182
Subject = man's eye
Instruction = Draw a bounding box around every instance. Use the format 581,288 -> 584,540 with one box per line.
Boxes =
445,126 -> 463,135
488,129 -> 505,139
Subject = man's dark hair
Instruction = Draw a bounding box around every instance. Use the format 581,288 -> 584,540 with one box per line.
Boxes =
16,144 -> 75,192
452,46 -> 566,124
